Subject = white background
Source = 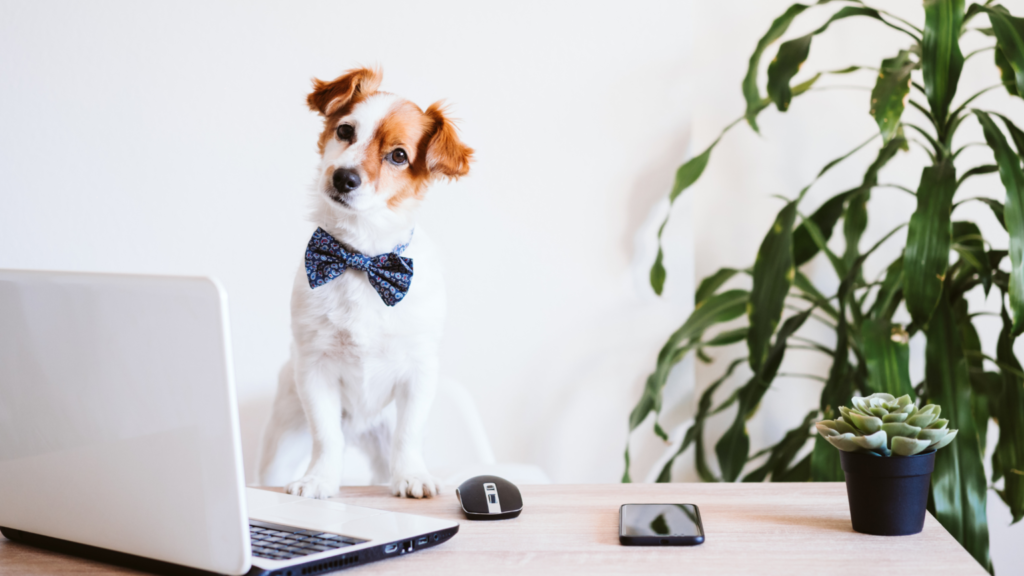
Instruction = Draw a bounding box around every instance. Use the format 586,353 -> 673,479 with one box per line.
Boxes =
1,0 -> 1020,572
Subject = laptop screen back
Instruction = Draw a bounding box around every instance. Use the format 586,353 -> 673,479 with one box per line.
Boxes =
0,270 -> 250,575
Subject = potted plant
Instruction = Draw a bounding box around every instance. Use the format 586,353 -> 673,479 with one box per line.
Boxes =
815,393 -> 958,535
623,2 -> 1024,570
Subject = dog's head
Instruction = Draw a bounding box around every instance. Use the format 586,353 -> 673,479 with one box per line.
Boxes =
307,67 -> 473,221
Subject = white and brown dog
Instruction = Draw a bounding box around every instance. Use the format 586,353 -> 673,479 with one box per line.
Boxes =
258,67 -> 472,499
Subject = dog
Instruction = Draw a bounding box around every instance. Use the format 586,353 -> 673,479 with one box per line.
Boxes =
258,67 -> 473,499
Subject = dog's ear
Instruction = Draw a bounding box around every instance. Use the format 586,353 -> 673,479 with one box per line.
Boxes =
307,67 -> 382,116
423,102 -> 474,180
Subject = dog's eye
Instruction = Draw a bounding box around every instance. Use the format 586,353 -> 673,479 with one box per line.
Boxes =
336,124 -> 355,142
387,149 -> 408,166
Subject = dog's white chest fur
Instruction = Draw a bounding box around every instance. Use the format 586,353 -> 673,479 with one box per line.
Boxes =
290,233 -> 446,428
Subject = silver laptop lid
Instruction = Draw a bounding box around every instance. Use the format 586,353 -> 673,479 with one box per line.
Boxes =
0,270 -> 250,575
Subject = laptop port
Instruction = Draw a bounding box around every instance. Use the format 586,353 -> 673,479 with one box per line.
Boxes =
416,536 -> 428,546
384,543 -> 398,554
402,540 -> 413,553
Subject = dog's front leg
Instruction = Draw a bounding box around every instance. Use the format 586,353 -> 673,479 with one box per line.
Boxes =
285,358 -> 344,499
390,365 -> 440,498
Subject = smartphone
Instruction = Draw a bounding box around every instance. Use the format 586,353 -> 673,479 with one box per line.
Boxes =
619,503 -> 705,546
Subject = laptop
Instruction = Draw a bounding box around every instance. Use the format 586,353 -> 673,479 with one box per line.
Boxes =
0,269 -> 459,575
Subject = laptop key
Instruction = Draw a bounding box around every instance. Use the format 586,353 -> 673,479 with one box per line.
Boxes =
309,545 -> 332,552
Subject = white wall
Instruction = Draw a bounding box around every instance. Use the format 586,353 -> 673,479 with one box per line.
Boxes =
0,0 -> 694,487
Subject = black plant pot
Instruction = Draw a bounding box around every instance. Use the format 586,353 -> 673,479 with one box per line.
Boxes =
839,449 -> 936,536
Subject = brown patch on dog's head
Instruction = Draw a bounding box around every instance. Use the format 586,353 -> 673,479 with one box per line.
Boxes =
423,102 -> 474,180
379,102 -> 474,209
308,67 -> 383,154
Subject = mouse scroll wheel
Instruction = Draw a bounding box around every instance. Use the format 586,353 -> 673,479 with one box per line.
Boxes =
488,494 -> 497,504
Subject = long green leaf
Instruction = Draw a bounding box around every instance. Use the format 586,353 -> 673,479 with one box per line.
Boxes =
871,50 -> 917,143
626,288 -> 749,447
862,318 -> 913,396
793,189 -> 853,267
650,117 -> 746,294
744,3 -> 811,131
923,0 -> 965,127
742,410 -> 817,482
655,357 -> 748,483
792,134 -> 892,266
820,306 -> 852,413
839,135 -> 905,270
995,299 -> 1024,523
800,214 -> 847,276
695,267 -> 742,306
958,306 -> 991,452
869,256 -> 905,321
953,220 -> 992,294
767,7 -> 916,112
794,270 -> 839,319
747,202 -> 797,374
815,225 -> 906,479
982,6 -> 1024,97
904,162 -> 957,326
976,110 -> 1024,334
718,308 -> 813,481
926,296 -> 992,572
654,63 -> 835,295
996,46 -> 1020,96
767,34 -> 813,112
843,188 -> 871,275
957,196 -> 1007,229
957,164 -> 999,188
995,112 -> 1024,160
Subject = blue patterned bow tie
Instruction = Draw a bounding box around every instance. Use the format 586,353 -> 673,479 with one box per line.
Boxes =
304,227 -> 414,306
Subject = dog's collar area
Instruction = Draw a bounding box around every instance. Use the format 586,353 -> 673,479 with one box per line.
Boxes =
304,227 -> 416,306
329,229 -> 414,258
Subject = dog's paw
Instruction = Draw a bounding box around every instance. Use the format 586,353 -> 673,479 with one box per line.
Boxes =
391,470 -> 441,499
285,475 -> 340,499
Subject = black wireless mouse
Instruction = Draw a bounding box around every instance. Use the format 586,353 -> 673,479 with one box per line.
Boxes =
456,475 -> 523,520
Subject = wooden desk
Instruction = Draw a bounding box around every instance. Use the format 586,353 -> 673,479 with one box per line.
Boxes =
0,483 -> 987,575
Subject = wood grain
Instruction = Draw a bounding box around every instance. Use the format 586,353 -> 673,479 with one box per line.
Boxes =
0,483 -> 987,575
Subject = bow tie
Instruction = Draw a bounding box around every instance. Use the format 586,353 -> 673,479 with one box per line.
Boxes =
304,227 -> 414,307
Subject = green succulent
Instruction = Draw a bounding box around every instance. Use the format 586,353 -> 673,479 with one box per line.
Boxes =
815,393 -> 958,457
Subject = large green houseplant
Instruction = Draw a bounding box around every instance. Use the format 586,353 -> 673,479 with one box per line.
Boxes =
624,1 -> 1024,571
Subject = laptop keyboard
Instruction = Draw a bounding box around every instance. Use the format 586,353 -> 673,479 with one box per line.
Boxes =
249,520 -> 359,561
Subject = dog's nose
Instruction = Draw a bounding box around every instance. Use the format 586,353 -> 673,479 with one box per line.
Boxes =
332,168 -> 362,193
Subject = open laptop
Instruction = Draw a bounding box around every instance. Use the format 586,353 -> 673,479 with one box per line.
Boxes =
0,269 -> 458,575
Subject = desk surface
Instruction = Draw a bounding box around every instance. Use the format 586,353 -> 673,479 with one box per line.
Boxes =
0,483 -> 987,575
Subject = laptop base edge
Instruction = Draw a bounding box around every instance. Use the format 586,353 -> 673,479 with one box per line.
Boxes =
0,526 -> 231,575
1,523 -> 460,576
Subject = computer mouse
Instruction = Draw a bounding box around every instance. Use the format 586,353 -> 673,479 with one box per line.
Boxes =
455,475 -> 523,520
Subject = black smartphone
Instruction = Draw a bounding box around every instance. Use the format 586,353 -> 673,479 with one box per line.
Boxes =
618,503 -> 705,546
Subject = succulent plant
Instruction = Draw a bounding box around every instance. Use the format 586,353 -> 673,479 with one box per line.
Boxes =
815,393 -> 958,457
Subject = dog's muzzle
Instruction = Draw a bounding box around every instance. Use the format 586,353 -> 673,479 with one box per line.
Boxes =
332,168 -> 361,194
